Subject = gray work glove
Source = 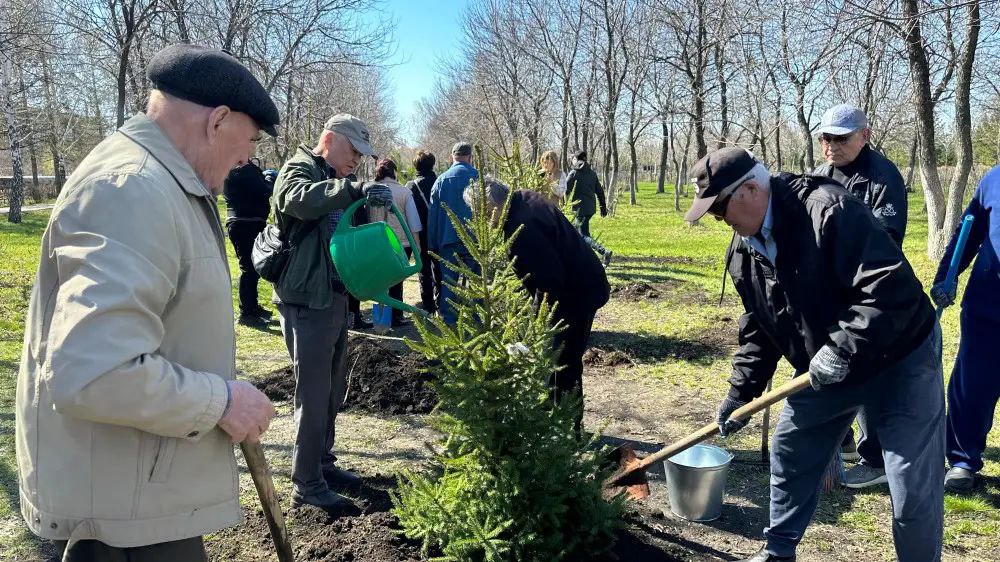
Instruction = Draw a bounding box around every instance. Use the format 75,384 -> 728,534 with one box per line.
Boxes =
361,182 -> 393,207
809,344 -> 850,390
717,395 -> 750,437
930,282 -> 956,309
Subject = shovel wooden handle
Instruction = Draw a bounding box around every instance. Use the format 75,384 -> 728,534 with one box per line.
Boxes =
632,375 -> 813,473
241,442 -> 294,562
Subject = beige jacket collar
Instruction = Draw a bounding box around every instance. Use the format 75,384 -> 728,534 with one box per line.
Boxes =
118,113 -> 213,198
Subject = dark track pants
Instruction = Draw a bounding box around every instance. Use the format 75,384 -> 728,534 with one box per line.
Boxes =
226,220 -> 266,315
550,307 -> 597,433
277,294 -> 350,495
842,409 -> 886,468
946,309 -> 1000,474
764,326 -> 944,561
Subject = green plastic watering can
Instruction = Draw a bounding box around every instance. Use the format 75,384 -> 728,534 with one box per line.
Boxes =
329,196 -> 424,315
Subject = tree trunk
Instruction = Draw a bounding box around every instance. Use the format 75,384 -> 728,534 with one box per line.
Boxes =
16,65 -> 40,200
902,0 -> 946,259
942,0 -> 980,247
629,139 -> 638,205
116,31 -> 134,127
3,56 -> 25,223
657,118 -> 668,194
715,45 -> 729,149
904,133 -> 918,190
41,54 -> 64,192
795,83 -> 813,171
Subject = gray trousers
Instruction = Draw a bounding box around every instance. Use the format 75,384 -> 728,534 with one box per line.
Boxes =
765,326 -> 945,561
277,293 -> 350,495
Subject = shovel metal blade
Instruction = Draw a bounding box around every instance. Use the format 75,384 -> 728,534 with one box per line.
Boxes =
602,444 -> 651,500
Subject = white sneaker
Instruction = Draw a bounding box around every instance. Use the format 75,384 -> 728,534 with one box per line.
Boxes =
842,463 -> 888,489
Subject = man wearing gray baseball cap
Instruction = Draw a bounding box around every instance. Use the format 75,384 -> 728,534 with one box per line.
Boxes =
268,113 -> 393,511
813,103 -> 909,487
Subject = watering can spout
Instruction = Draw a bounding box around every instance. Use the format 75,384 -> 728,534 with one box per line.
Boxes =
330,196 -> 425,316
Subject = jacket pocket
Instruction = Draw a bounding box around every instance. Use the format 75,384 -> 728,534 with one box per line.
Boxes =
148,436 -> 177,483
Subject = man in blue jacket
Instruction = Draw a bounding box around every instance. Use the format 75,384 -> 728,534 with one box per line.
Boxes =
427,142 -> 479,325
930,165 -> 1000,493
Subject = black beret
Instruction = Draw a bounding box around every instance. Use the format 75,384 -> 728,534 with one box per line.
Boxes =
147,43 -> 280,137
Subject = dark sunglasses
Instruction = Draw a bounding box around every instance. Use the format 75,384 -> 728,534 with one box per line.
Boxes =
818,133 -> 854,145
707,192 -> 734,220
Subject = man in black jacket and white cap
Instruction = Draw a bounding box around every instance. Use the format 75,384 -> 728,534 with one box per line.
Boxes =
687,147 -> 943,562
813,104 -> 909,484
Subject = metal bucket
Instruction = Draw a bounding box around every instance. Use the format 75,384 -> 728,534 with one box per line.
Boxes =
664,444 -> 733,522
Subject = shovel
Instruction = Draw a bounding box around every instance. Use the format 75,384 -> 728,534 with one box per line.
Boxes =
241,442 -> 294,562
603,374 -> 813,500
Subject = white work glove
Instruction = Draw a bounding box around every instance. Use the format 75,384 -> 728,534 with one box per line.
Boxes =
217,380 -> 276,443
808,345 -> 850,390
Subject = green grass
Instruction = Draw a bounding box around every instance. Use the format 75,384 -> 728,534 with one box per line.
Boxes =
1,184 -> 998,560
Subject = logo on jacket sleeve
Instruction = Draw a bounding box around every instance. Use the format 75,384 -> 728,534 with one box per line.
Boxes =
876,203 -> 897,218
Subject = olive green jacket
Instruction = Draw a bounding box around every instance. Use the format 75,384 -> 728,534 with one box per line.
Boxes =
271,144 -> 364,309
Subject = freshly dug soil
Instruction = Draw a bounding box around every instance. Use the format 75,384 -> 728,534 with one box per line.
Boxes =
252,335 -> 437,415
611,281 -> 662,300
583,347 -> 635,367
209,475 -> 427,562
219,496 -> 703,562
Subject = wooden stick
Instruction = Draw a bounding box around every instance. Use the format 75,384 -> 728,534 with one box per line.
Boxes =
606,375 -> 813,486
760,379 -> 773,464
241,442 -> 294,562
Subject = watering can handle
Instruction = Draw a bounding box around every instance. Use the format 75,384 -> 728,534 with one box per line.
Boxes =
336,197 -> 367,236
337,197 -> 423,275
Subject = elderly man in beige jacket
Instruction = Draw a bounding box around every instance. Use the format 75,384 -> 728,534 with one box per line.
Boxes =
16,44 -> 278,562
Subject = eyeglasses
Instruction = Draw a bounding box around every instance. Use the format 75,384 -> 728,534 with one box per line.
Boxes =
818,133 -> 855,145
707,192 -> 733,221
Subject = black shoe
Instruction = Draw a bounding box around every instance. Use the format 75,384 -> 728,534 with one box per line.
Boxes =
249,306 -> 273,320
323,466 -> 362,490
352,317 -> 373,330
391,317 -> 410,327
291,489 -> 358,513
737,548 -> 795,562
237,314 -> 269,328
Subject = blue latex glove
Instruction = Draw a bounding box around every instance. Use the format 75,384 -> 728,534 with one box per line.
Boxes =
717,395 -> 750,437
809,345 -> 849,390
361,183 -> 393,207
930,282 -> 956,309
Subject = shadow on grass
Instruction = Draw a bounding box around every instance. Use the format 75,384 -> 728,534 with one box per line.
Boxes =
0,457 -> 59,561
589,330 -> 728,365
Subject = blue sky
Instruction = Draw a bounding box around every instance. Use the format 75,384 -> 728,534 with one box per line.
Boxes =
381,0 -> 467,144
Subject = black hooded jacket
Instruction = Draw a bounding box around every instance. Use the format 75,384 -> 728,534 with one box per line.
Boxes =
565,160 -> 607,217
725,173 -> 935,402
223,161 -> 272,222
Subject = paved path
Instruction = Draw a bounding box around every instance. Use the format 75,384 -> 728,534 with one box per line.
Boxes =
0,203 -> 54,215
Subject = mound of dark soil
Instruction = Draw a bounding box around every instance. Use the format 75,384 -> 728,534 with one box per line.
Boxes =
252,335 -> 437,415
583,347 -> 635,367
611,281 -> 662,300
344,338 -> 436,414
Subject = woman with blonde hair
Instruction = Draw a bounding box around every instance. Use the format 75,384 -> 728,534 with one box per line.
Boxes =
539,149 -> 568,202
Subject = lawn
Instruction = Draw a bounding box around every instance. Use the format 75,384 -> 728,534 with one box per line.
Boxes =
0,181 -> 997,561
